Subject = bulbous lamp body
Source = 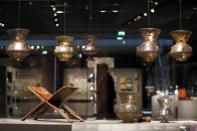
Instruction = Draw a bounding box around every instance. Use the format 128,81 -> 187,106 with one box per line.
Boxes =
82,35 -> 97,56
5,28 -> 31,61
136,28 -> 161,62
169,30 -> 192,61
54,36 -> 74,61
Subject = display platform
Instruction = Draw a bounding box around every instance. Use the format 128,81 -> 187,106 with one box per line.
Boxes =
0,119 -> 197,131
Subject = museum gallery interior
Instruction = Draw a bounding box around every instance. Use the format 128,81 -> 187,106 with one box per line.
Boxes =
0,0 -> 197,131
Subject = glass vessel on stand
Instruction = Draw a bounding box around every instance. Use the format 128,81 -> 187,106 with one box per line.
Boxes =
157,96 -> 173,123
114,91 -> 142,122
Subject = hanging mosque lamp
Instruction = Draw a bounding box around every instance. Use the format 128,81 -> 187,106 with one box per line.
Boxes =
5,28 -> 31,61
54,36 -> 74,61
82,35 -> 97,57
136,28 -> 161,62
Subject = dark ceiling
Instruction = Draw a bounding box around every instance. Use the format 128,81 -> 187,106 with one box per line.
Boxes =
0,0 -> 197,40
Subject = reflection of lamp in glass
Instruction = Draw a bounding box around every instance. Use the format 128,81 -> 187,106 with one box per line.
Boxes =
54,36 -> 74,61
5,28 -> 31,61
136,28 -> 161,62
82,35 -> 97,56
169,30 -> 192,61
169,0 -> 192,61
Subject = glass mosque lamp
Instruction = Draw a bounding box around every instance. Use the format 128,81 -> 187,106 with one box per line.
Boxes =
54,36 -> 74,61
169,30 -> 192,61
5,28 -> 31,61
136,28 -> 161,62
82,35 -> 97,56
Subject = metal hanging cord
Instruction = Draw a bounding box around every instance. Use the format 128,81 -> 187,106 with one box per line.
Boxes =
89,0 -> 93,32
18,0 -> 21,28
63,2 -> 66,34
179,0 -> 182,29
147,0 -> 150,27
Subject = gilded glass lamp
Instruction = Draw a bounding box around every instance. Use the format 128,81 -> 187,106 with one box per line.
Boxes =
82,35 -> 97,56
169,30 -> 192,61
54,36 -> 74,61
136,28 -> 161,62
5,28 -> 31,61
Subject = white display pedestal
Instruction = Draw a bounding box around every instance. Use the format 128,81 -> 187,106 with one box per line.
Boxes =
0,119 -> 197,131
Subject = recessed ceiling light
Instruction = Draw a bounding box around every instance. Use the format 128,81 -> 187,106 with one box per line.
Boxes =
137,16 -> 142,20
150,8 -> 155,13
53,13 -> 57,17
2,24 -> 4,27
50,5 -> 55,8
134,18 -> 137,21
52,7 -> 56,11
144,13 -> 147,16
186,16 -> 190,19
31,46 -> 34,49
113,3 -> 119,6
112,10 -> 119,13
56,10 -> 64,14
55,23 -> 59,27
154,2 -> 158,6
82,45 -> 85,49
36,46 -> 40,49
122,41 -> 126,44
54,18 -> 58,22
100,10 -> 106,13
116,37 -> 123,40
193,7 -> 197,10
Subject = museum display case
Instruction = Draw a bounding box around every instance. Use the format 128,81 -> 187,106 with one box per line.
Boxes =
0,0 -> 197,130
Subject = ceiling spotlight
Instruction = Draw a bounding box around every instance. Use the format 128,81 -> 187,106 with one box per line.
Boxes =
52,7 -> 56,11
186,16 -> 190,19
54,18 -> 58,22
154,2 -> 159,6
137,16 -> 142,20
112,10 -> 119,13
144,13 -> 148,16
53,13 -> 57,17
150,8 -> 155,13
56,11 -> 64,14
116,37 -> 123,40
55,23 -> 60,27
82,45 -> 86,49
122,40 -> 126,44
0,23 -> 2,26
113,3 -> 119,6
134,18 -> 137,21
36,46 -> 40,49
31,46 -> 34,49
100,10 -> 106,13
41,45 -> 44,49
50,5 -> 55,8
